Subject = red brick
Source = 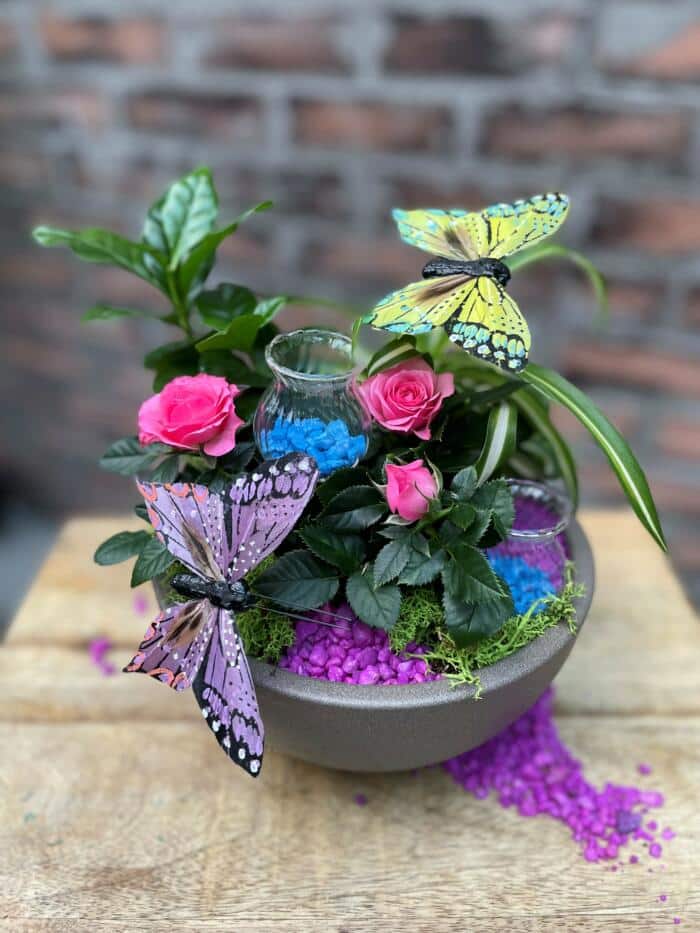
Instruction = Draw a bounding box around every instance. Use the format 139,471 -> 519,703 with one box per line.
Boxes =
482,105 -> 688,162
0,20 -> 18,60
593,198 -> 700,255
40,14 -> 165,64
275,170 -> 348,219
217,229 -> 269,268
603,21 -> 700,82
657,420 -> 700,461
551,396 -> 642,443
0,254 -> 72,292
0,150 -> 49,188
685,290 -> 700,329
667,531 -> 700,573
292,100 -> 452,153
605,280 -> 664,322
300,234 -> 419,288
385,178 -> 500,212
576,464 -> 700,519
203,16 -> 348,73
563,342 -> 700,398
0,88 -> 106,131
127,91 -> 262,142
384,12 -> 576,75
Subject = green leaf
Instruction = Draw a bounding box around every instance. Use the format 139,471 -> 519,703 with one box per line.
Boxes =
443,590 -> 514,648
451,466 -> 478,500
94,530 -> 151,566
196,314 -> 265,353
176,201 -> 273,299
398,547 -> 446,585
470,478 -> 515,539
442,544 -> 506,603
99,437 -> 170,476
131,536 -> 176,587
298,526 -> 365,576
252,550 -> 339,609
474,401 -> 518,485
82,304 -> 159,323
316,468 -> 368,506
134,504 -> 149,522
346,572 -> 401,631
198,351 -> 268,387
449,502 -> 477,530
195,283 -> 256,330
164,168 -> 219,270
148,456 -> 181,483
521,363 -> 666,551
33,226 -> 163,289
365,336 -> 417,376
143,340 -> 199,390
321,486 -> 386,532
373,538 -> 413,585
508,242 -> 608,320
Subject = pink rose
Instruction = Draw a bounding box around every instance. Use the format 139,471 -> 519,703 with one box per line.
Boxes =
385,460 -> 438,522
138,373 -> 244,457
357,358 -> 454,440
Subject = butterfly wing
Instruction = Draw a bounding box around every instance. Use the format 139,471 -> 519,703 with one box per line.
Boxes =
392,193 -> 569,262
227,452 -> 319,582
470,192 -> 570,260
193,609 -> 264,777
361,274 -> 472,335
392,209 -> 480,260
445,277 -> 530,372
137,481 -> 228,581
124,599 -> 217,691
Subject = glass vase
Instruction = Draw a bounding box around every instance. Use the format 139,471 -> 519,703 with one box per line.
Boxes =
253,328 -> 370,477
486,479 -> 573,613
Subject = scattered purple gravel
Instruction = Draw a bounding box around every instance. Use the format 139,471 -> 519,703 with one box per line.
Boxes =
638,763 -> 653,775
443,687 -> 673,866
354,793 -> 368,806
278,602 -> 440,685
88,637 -> 116,676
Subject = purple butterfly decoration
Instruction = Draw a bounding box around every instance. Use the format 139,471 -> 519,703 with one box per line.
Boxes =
124,452 -> 319,777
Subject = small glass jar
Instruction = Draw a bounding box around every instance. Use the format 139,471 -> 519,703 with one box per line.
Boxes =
486,480 -> 573,612
253,328 -> 371,477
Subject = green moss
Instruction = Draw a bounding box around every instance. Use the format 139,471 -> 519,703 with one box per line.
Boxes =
235,555 -> 296,663
237,605 -> 295,663
420,564 -> 584,698
389,586 -> 443,653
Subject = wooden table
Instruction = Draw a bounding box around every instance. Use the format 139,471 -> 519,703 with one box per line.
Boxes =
1,512 -> 698,932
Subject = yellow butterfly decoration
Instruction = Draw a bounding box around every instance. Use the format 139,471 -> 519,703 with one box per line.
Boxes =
362,193 -> 570,372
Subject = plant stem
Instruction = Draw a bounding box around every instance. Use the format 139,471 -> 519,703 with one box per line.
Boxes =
166,270 -> 193,337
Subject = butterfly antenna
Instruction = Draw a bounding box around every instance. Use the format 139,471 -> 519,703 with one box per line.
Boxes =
258,604 -> 348,632
248,590 -> 351,623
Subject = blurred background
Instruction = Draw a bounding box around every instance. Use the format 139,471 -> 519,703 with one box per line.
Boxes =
1,0 -> 699,626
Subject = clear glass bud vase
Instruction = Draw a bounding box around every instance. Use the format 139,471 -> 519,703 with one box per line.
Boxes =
487,479 -> 573,611
253,328 -> 370,477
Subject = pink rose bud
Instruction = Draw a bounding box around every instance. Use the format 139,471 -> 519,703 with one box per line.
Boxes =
385,459 -> 438,522
138,373 -> 244,457
356,357 -> 454,440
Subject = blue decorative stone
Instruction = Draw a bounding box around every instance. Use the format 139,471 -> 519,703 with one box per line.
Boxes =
486,553 -> 555,616
260,416 -> 367,476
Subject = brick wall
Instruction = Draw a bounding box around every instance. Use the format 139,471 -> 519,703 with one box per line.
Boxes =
1,1 -> 699,602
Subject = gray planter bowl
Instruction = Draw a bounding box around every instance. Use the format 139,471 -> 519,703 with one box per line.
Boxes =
249,519 -> 594,772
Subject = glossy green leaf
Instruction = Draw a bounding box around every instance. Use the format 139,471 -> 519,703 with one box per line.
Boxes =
521,363 -> 667,550
253,550 -> 339,609
131,536 -> 176,588
365,336 -> 417,376
316,468 -> 368,506
33,226 -> 163,289
176,201 -> 273,299
321,486 -> 386,532
94,530 -> 151,566
298,526 -> 365,576
373,537 -> 413,586
474,401 -> 518,485
443,590 -> 514,648
470,478 -> 515,539
442,544 -> 506,603
99,437 -> 171,476
82,304 -> 159,323
397,547 -> 446,586
195,283 -> 257,330
346,571 -> 401,631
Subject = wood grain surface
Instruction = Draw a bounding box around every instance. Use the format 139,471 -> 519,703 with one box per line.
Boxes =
1,512 -> 698,931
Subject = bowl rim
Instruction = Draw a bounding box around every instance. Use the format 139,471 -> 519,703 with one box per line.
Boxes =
250,517 -> 594,710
